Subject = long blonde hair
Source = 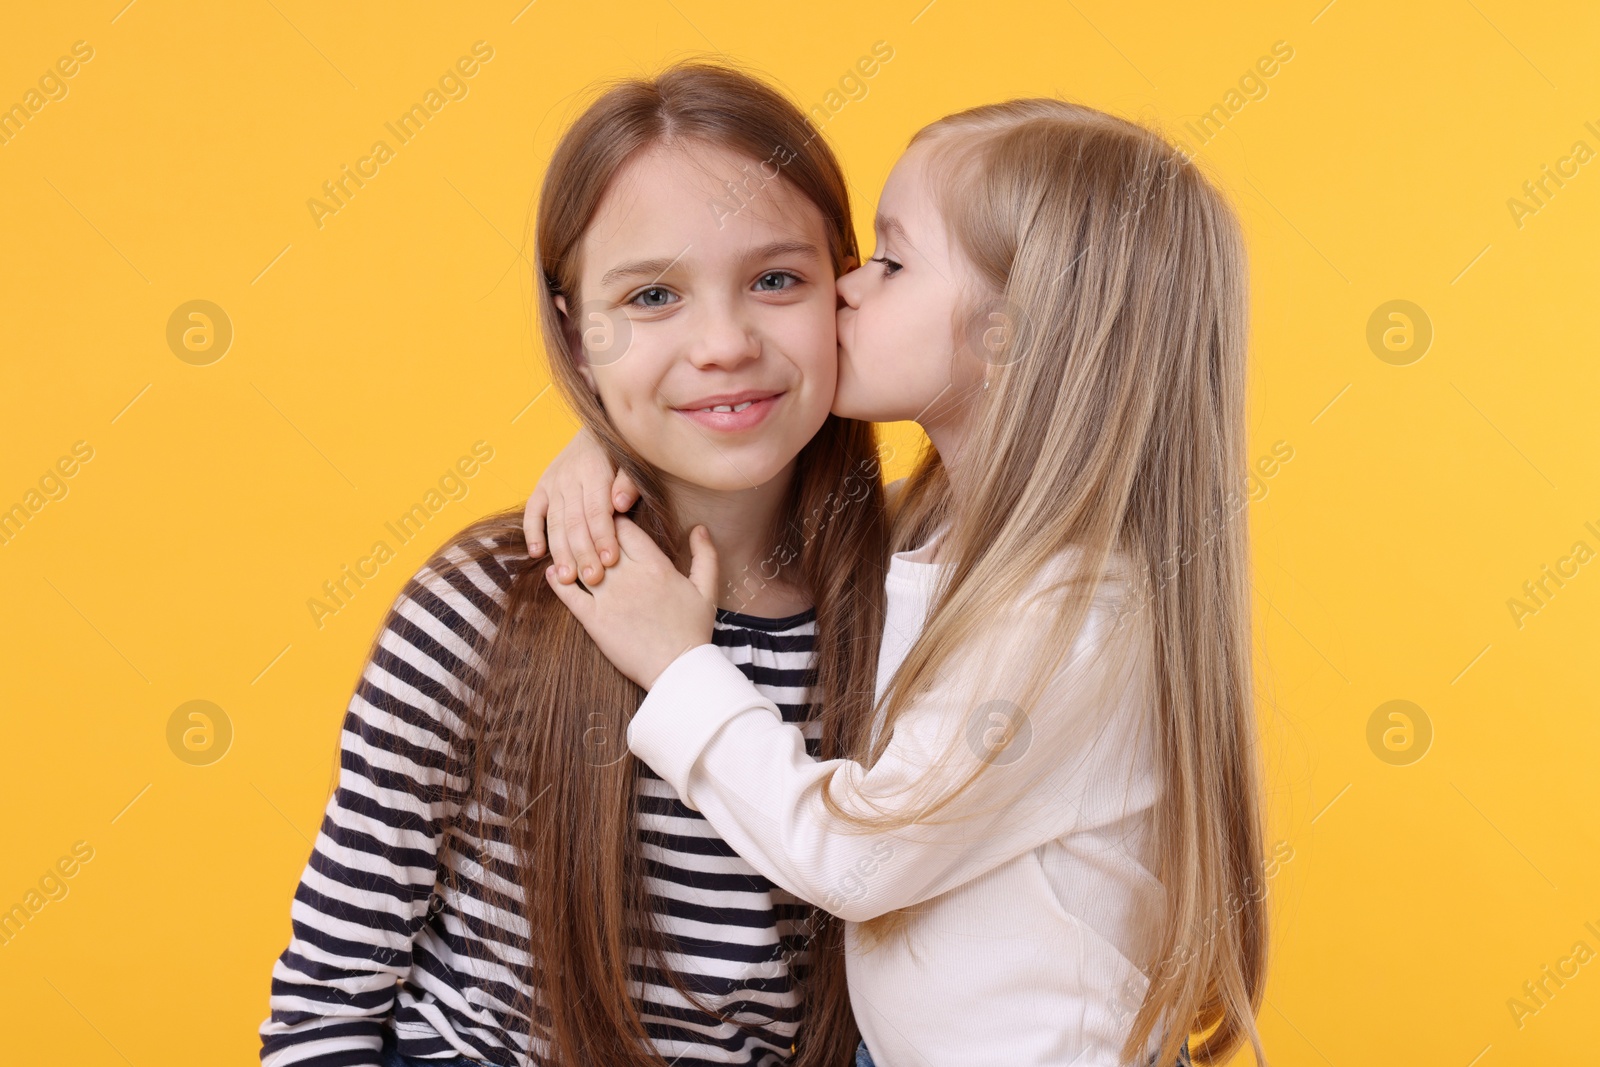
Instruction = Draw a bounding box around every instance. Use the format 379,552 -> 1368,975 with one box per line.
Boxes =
831,100 -> 1267,1066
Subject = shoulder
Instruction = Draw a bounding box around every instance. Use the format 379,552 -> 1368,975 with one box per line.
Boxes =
1022,543 -> 1141,616
343,527 -> 539,742
991,544 -> 1153,687
408,529 -> 527,608
381,525 -> 536,664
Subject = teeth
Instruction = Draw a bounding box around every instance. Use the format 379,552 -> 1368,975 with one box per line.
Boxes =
699,400 -> 755,413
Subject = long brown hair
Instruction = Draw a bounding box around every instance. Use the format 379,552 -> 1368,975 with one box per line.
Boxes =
413,62 -> 886,1066
830,101 -> 1267,1065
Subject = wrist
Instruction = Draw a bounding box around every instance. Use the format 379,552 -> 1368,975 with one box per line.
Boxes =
643,640 -> 714,692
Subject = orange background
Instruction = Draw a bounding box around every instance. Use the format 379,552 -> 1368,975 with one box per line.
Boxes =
1,2 -> 1596,1064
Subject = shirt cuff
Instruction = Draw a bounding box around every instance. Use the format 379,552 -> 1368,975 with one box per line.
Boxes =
627,642 -> 775,809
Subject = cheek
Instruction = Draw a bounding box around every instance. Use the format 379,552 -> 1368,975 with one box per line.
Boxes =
588,368 -> 627,418
589,355 -> 663,440
764,299 -> 838,399
870,291 -> 944,377
795,307 -> 839,388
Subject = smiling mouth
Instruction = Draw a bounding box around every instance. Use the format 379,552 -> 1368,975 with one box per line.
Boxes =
673,392 -> 785,431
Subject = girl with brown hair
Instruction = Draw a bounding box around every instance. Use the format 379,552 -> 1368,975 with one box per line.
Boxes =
534,98 -> 1267,1066
259,62 -> 890,1067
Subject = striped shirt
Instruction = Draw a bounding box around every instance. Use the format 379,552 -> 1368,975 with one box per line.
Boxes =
260,536 -> 825,1066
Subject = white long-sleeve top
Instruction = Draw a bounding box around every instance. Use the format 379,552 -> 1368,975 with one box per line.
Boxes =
627,523 -> 1176,1066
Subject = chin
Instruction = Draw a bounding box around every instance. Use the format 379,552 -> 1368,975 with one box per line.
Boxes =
676,456 -> 789,493
828,386 -> 868,421
832,396 -> 894,423
832,371 -> 892,420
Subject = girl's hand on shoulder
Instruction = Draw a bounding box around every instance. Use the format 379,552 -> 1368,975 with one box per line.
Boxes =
544,517 -> 718,691
523,426 -> 641,587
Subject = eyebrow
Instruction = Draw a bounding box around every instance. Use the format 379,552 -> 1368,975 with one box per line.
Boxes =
600,248 -> 690,288
875,213 -> 909,242
598,240 -> 825,289
745,239 -> 826,266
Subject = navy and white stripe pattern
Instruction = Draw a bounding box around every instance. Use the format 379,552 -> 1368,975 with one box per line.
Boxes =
260,536 -> 824,1066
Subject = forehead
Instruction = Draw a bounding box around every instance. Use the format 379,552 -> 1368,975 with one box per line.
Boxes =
877,141 -> 951,255
579,141 -> 828,280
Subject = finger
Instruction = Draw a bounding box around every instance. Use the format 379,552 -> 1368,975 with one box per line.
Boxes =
543,564 -> 593,622
545,489 -> 576,582
612,515 -> 677,567
687,525 -> 720,603
583,478 -> 621,574
612,514 -> 651,562
612,469 -> 641,513
561,495 -> 603,587
523,488 -> 548,558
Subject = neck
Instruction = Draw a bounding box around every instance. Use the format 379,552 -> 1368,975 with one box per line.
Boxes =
662,460 -> 809,617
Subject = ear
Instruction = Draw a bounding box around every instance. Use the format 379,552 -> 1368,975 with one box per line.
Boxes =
553,294 -> 568,317
842,254 -> 860,273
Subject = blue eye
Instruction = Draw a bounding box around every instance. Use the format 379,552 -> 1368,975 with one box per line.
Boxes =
754,270 -> 800,292
628,285 -> 677,308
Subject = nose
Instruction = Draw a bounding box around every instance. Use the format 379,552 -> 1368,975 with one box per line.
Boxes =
688,297 -> 760,370
836,264 -> 865,310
